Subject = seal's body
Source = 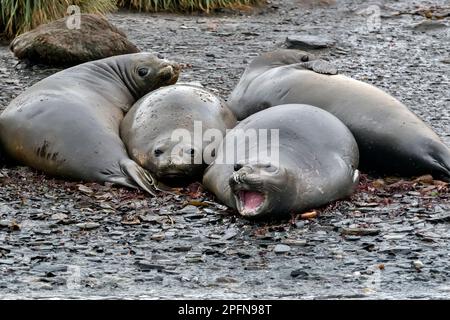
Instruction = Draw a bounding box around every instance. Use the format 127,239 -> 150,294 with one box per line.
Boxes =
121,84 -> 237,185
203,104 -> 359,220
0,53 -> 180,194
228,49 -> 450,180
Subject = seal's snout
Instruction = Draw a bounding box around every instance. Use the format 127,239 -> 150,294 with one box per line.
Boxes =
158,63 -> 180,85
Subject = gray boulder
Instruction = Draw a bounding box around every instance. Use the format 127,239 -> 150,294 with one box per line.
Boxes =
10,14 -> 140,67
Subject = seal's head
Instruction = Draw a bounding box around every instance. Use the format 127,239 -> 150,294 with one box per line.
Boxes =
109,52 -> 181,99
135,135 -> 205,186
228,159 -> 292,219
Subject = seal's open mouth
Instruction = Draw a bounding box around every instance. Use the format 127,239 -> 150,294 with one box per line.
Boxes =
235,190 -> 267,217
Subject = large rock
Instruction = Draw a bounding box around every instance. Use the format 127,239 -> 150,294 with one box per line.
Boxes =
9,14 -> 139,66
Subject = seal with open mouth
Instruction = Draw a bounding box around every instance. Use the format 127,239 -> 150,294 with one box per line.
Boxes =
228,49 -> 450,181
120,84 -> 237,186
0,53 -> 180,195
203,104 -> 360,220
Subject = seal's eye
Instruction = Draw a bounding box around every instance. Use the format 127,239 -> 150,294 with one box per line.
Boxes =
137,67 -> 149,77
301,55 -> 309,62
154,149 -> 163,156
157,53 -> 164,59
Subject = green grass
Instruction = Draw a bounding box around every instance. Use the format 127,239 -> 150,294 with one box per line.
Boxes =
0,0 -> 117,38
117,0 -> 263,13
0,0 -> 263,38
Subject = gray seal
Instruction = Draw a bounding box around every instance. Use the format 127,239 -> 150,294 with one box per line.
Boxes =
0,53 -> 180,195
203,104 -> 360,220
120,84 -> 237,185
228,49 -> 450,181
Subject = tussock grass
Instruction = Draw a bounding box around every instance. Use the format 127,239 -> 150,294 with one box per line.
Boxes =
0,0 -> 116,38
0,0 -> 263,38
117,0 -> 263,13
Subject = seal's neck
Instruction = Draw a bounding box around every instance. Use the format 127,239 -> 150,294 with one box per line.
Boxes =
86,61 -> 137,112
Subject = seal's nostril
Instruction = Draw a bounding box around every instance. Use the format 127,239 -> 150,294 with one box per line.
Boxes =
234,163 -> 243,171
154,149 -> 163,156
159,70 -> 172,82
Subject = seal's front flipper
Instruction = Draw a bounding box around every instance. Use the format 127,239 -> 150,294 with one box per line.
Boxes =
153,180 -> 182,195
119,159 -> 159,196
434,147 -> 450,182
294,60 -> 338,75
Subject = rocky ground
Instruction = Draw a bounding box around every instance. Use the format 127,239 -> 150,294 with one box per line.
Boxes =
0,0 -> 449,299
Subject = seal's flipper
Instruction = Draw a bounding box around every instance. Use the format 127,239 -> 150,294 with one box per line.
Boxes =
294,60 -> 338,75
153,180 -> 181,194
119,159 -> 159,196
434,148 -> 450,182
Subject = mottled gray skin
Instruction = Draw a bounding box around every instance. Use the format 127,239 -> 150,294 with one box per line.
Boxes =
121,84 -> 237,185
228,49 -> 450,181
0,53 -> 180,195
203,104 -> 360,220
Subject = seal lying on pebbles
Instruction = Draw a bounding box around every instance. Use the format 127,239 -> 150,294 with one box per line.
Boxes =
0,53 -> 180,195
121,84 -> 237,185
203,104 -> 360,220
228,49 -> 450,181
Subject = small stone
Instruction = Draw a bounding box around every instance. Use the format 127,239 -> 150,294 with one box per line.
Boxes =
412,20 -> 448,31
383,234 -> 406,240
222,228 -> 238,240
50,213 -> 68,221
135,261 -> 165,271
179,205 -> 200,215
185,253 -> 205,263
295,221 -> 307,228
121,217 -> 141,225
216,276 -> 238,283
273,244 -> 291,253
75,222 -> 100,230
171,245 -> 192,252
290,269 -> 309,279
77,184 -> 94,194
33,264 -> 68,273
286,35 -> 336,50
151,233 -> 165,241
0,219 -> 20,230
341,227 -> 380,236
413,260 -> 424,270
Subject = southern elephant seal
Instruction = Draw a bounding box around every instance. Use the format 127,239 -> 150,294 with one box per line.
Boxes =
203,104 -> 360,220
0,53 -> 180,195
120,84 -> 237,185
228,49 -> 450,181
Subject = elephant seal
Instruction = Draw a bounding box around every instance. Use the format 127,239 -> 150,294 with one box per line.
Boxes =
228,49 -> 450,181
203,104 -> 360,220
0,53 -> 180,195
121,84 -> 237,185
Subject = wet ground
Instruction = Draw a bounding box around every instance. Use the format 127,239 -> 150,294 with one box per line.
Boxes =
0,0 -> 449,299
